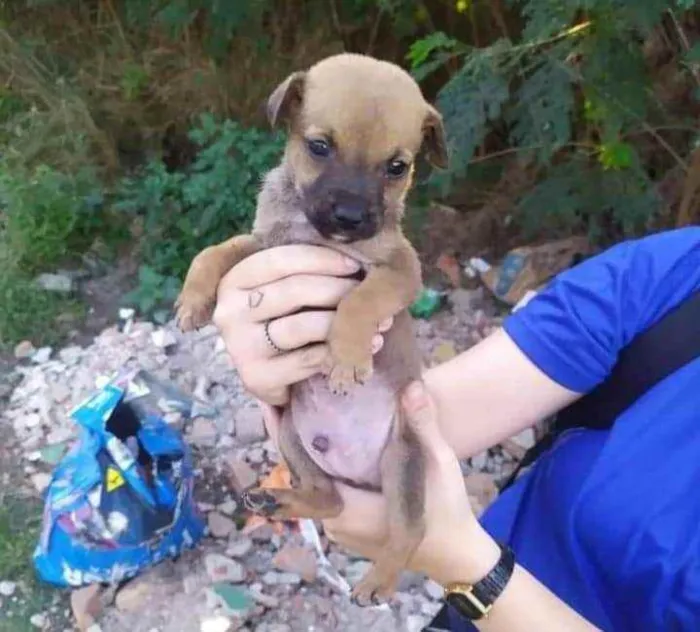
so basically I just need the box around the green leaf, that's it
[580,30,649,138]
[507,56,574,165]
[406,32,461,69]
[597,140,635,170]
[436,41,513,181]
[507,0,578,42]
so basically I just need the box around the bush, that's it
[0,162,107,272]
[115,114,285,315]
[409,1,700,243]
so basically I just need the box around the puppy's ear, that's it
[421,105,449,169]
[266,71,306,128]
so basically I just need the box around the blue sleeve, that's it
[503,227,700,393]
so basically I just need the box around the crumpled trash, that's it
[475,236,591,306]
[33,369,206,587]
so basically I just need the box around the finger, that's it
[263,311,335,355]
[241,344,330,396]
[222,245,361,292]
[401,381,451,460]
[324,483,389,550]
[246,275,358,323]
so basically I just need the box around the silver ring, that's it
[264,320,285,355]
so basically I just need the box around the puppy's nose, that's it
[331,195,369,230]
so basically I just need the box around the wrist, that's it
[430,522,501,588]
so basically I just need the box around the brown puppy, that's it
[175,53,448,604]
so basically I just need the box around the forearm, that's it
[423,328,580,460]
[442,525,599,632]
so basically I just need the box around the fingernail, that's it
[378,317,393,332]
[371,335,384,354]
[343,255,360,270]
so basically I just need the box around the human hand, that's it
[261,380,501,587]
[213,245,393,407]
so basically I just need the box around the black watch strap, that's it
[444,542,515,621]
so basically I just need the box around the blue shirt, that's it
[452,228,700,631]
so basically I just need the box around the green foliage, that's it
[507,52,574,164]
[411,0,694,242]
[0,162,106,272]
[115,114,284,315]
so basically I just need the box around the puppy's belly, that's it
[288,373,396,489]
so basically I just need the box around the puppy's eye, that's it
[386,159,409,178]
[306,138,331,158]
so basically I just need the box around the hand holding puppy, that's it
[212,244,392,407]
[261,380,501,587]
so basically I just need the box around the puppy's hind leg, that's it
[351,415,427,606]
[176,234,261,332]
[242,414,343,521]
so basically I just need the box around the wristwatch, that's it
[443,541,516,621]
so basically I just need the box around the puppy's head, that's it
[266,53,448,243]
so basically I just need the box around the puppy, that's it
[175,53,448,604]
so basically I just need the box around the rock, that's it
[246,447,265,465]
[450,288,483,312]
[431,341,457,365]
[346,560,372,585]
[30,613,48,628]
[226,538,253,559]
[35,273,74,293]
[115,578,154,613]
[71,585,103,631]
[201,616,234,632]
[151,328,178,349]
[31,472,51,493]
[205,553,246,584]
[190,418,218,447]
[273,543,317,583]
[248,585,280,609]
[32,347,53,364]
[249,524,275,544]
[470,451,488,471]
[206,583,253,616]
[407,615,428,632]
[14,340,36,359]
[193,376,210,401]
[0,581,16,597]
[424,579,444,601]
[208,511,236,539]
[86,625,103,632]
[235,407,266,445]
[218,499,237,516]
[261,571,301,586]
[398,570,425,591]
[501,439,526,461]
[328,552,348,572]
[59,346,83,365]
[511,427,536,450]
[50,382,71,403]
[464,472,498,517]
[225,456,258,493]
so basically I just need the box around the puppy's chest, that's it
[287,354,399,490]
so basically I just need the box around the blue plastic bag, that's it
[33,375,206,587]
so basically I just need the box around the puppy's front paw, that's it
[350,565,398,607]
[175,288,214,332]
[322,351,373,396]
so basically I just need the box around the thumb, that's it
[401,381,448,458]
